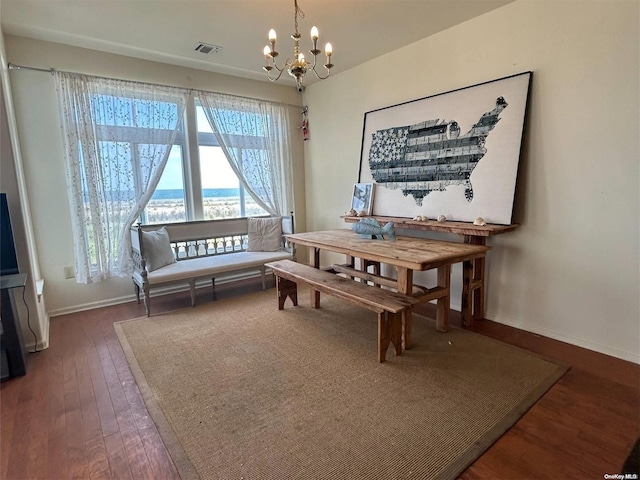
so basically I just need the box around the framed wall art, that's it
[358,71,532,225]
[351,183,374,215]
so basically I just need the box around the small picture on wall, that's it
[351,183,374,215]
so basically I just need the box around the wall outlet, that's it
[63,265,75,279]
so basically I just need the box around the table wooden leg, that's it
[463,236,487,325]
[396,267,413,349]
[461,260,473,326]
[436,264,451,332]
[309,247,320,308]
[473,255,485,321]
[345,255,354,279]
[361,259,381,287]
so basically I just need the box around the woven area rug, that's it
[115,289,568,480]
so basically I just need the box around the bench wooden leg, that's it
[260,266,266,290]
[211,278,218,300]
[189,279,196,307]
[378,312,390,363]
[377,311,403,363]
[143,285,151,317]
[275,276,298,310]
[389,312,402,356]
[134,282,140,304]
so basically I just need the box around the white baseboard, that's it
[48,271,267,318]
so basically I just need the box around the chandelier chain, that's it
[294,0,305,35]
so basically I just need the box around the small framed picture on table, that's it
[351,183,374,215]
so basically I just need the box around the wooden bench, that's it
[131,215,295,316]
[265,259,419,363]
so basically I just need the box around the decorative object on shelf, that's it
[474,217,486,226]
[301,105,309,141]
[437,215,447,222]
[262,0,334,91]
[351,183,374,216]
[358,72,532,225]
[357,210,367,217]
[413,215,429,221]
[346,208,357,216]
[351,218,396,241]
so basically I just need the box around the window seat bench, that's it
[130,214,295,316]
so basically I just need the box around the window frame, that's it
[92,91,266,226]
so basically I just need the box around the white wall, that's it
[3,35,307,316]
[1,33,49,350]
[302,0,639,363]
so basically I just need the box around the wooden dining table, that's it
[285,229,490,348]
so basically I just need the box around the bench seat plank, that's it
[266,260,418,314]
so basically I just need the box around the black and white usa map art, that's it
[358,72,531,225]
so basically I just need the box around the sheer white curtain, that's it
[198,92,293,216]
[55,72,189,283]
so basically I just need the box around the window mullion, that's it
[184,94,203,220]
[131,141,148,224]
[237,147,246,217]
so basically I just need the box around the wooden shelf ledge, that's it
[341,215,519,238]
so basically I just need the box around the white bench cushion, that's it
[144,250,293,285]
[247,217,282,252]
[141,226,176,271]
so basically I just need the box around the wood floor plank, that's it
[76,344,111,479]
[25,353,51,480]
[0,369,21,477]
[4,376,33,480]
[1,277,638,480]
[103,432,133,480]
[46,327,70,479]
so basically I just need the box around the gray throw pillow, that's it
[247,217,282,252]
[141,227,176,271]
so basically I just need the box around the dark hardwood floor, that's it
[2,277,638,479]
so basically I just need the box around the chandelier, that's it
[262,0,334,91]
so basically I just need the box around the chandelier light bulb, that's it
[310,26,319,41]
[263,45,271,58]
[268,29,277,43]
[325,43,332,56]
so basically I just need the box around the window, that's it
[91,92,189,225]
[144,145,187,223]
[56,71,291,283]
[196,104,267,220]
[89,97,269,225]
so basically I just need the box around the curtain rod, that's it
[6,62,302,108]
[8,62,54,74]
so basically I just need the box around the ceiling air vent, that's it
[194,43,222,55]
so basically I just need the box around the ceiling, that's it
[1,0,514,87]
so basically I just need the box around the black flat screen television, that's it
[0,193,19,276]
